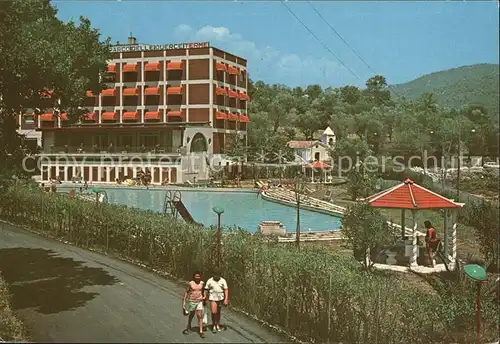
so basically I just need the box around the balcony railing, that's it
[41,145,181,155]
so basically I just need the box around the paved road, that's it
[0,223,289,343]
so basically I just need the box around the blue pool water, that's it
[100,188,341,232]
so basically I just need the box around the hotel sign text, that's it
[110,42,209,53]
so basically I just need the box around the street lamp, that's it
[463,264,488,344]
[212,206,224,268]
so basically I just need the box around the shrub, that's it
[0,186,498,343]
[341,202,399,268]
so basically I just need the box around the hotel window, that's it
[24,115,35,124]
[239,74,244,83]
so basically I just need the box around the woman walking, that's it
[182,271,206,338]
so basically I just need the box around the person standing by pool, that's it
[204,268,229,333]
[182,271,206,338]
[424,220,440,268]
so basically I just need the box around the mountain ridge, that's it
[390,63,499,114]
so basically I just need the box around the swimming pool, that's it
[96,188,341,232]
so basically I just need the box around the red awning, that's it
[228,89,238,98]
[123,88,139,96]
[167,110,182,117]
[60,113,68,121]
[123,64,138,73]
[144,87,160,96]
[107,64,116,73]
[101,112,117,121]
[40,113,54,121]
[215,111,228,120]
[144,62,161,72]
[83,112,96,121]
[365,178,463,210]
[310,161,330,169]
[228,66,240,75]
[215,87,227,96]
[166,61,183,70]
[144,111,161,120]
[167,86,183,95]
[239,92,250,101]
[239,114,249,122]
[101,89,116,97]
[122,111,138,120]
[216,62,227,72]
[228,113,239,121]
[85,90,95,97]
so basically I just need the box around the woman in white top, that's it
[204,268,229,333]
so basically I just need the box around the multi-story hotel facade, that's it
[21,35,250,184]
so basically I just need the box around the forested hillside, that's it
[390,63,499,114]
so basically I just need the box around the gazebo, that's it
[306,160,330,183]
[364,178,464,270]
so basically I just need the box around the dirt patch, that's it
[0,274,28,341]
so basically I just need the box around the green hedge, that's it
[0,275,28,341]
[0,187,498,343]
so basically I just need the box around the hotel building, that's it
[20,35,250,184]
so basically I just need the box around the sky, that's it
[53,1,499,88]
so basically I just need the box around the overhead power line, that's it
[307,1,372,71]
[280,0,362,82]
[306,1,403,99]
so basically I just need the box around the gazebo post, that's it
[410,210,419,267]
[443,208,449,260]
[450,209,458,270]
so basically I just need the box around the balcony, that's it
[40,145,181,156]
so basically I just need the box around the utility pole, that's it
[294,173,304,249]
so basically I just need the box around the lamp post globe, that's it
[212,206,225,268]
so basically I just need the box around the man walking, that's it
[204,268,229,333]
[182,271,206,338]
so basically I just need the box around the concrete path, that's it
[0,222,289,343]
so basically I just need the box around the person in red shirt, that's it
[424,220,440,268]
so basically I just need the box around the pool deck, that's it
[56,182,257,193]
[261,188,345,217]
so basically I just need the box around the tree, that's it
[225,134,247,164]
[346,164,376,201]
[0,0,110,172]
[340,85,361,105]
[363,75,392,107]
[331,136,372,171]
[341,202,398,269]
[293,108,323,139]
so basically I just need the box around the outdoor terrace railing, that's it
[40,146,181,155]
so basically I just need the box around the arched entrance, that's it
[190,133,208,153]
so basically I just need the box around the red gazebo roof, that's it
[309,161,330,169]
[365,178,463,209]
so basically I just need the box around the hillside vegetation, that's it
[391,63,500,114]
